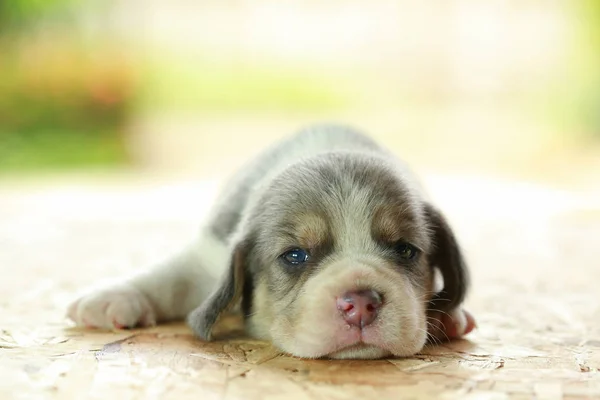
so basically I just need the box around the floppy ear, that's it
[423,203,470,313]
[187,240,249,340]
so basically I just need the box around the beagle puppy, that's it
[67,124,474,359]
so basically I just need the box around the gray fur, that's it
[67,123,470,360]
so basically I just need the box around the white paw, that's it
[67,284,156,329]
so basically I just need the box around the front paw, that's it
[67,284,156,330]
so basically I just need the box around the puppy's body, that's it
[68,125,470,359]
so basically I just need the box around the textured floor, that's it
[1,172,599,400]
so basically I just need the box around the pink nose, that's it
[336,289,383,328]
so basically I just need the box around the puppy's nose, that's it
[336,289,382,328]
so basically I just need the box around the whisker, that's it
[426,315,451,342]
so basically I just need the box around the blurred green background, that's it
[1,0,599,187]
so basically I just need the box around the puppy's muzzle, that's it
[336,289,383,328]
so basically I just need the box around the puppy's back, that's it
[207,124,385,241]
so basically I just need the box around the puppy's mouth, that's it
[318,325,393,359]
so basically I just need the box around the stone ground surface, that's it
[1,169,599,400]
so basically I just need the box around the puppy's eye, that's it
[280,248,310,266]
[395,242,419,261]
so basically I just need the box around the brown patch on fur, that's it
[371,205,413,245]
[294,214,330,251]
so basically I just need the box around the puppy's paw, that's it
[427,308,476,343]
[67,284,156,330]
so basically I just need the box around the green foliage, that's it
[0,41,135,171]
[0,46,133,132]
[0,0,133,172]
[563,0,600,139]
[0,129,128,171]
[0,0,74,31]
[522,1,600,141]
[138,55,352,113]
[577,0,600,137]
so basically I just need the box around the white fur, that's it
[67,283,156,329]
[433,267,444,294]
[68,230,228,328]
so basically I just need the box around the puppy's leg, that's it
[67,232,227,329]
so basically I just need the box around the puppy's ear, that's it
[187,240,249,340]
[423,203,470,312]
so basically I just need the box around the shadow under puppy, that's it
[68,125,475,359]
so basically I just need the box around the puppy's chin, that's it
[272,326,428,360]
[271,325,427,359]
[326,344,391,360]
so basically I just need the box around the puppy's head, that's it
[189,152,469,359]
